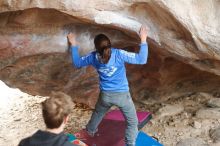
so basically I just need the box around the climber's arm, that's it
[67,33,94,68]
[71,46,94,68]
[118,25,148,64]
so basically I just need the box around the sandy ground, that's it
[1,81,220,146]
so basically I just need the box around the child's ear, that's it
[63,115,69,124]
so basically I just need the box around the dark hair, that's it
[42,92,72,129]
[94,34,111,64]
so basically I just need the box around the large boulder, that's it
[0,0,220,107]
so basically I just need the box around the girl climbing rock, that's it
[67,25,148,146]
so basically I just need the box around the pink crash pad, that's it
[104,110,152,129]
[74,110,152,146]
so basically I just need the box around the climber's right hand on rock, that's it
[139,25,148,43]
[67,33,76,46]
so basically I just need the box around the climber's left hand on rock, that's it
[67,33,77,46]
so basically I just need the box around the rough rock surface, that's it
[207,98,220,108]
[210,127,220,143]
[176,138,208,146]
[156,104,184,118]
[0,0,220,107]
[0,81,47,146]
[196,108,220,119]
[0,0,220,73]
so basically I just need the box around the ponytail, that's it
[94,34,111,64]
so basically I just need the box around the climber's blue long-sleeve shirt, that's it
[71,43,148,92]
